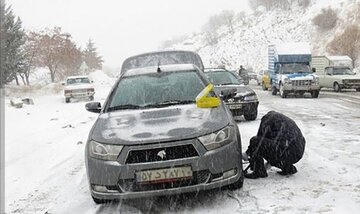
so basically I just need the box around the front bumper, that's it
[65,91,95,99]
[86,138,243,200]
[226,101,259,116]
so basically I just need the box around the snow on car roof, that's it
[274,42,311,55]
[66,75,90,79]
[123,64,199,77]
[327,56,352,61]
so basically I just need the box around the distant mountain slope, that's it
[169,0,359,71]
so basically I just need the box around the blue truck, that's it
[268,43,320,98]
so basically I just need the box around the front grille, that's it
[118,170,210,192]
[125,144,199,164]
[291,80,312,86]
[345,79,360,84]
[73,89,88,93]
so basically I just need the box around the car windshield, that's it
[333,67,355,75]
[205,71,241,86]
[67,77,90,85]
[280,63,311,74]
[108,70,205,110]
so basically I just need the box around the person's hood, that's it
[213,85,256,97]
[90,104,229,145]
[65,83,94,90]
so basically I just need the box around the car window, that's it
[67,77,90,85]
[333,68,355,75]
[280,63,311,74]
[205,71,241,85]
[109,71,206,108]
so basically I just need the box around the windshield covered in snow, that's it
[280,63,311,74]
[205,71,241,86]
[108,71,205,110]
[66,77,90,85]
[332,67,355,75]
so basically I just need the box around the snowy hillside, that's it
[170,0,360,71]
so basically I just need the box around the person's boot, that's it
[278,165,297,176]
[244,157,268,179]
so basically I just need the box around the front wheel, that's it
[228,172,244,190]
[311,90,319,98]
[65,98,70,103]
[271,86,277,95]
[244,109,258,121]
[334,82,341,92]
[279,84,287,98]
[262,82,267,91]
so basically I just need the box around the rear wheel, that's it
[279,84,287,98]
[334,82,341,92]
[311,90,319,98]
[262,82,267,91]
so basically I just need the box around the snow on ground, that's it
[4,76,360,213]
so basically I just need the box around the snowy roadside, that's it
[4,76,360,213]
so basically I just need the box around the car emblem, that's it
[157,150,166,160]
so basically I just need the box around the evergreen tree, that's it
[83,39,103,71]
[0,4,26,87]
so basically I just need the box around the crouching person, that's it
[243,111,305,179]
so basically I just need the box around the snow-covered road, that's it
[5,75,360,214]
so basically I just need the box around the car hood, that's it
[65,83,94,90]
[213,85,256,97]
[90,104,229,145]
[334,75,360,80]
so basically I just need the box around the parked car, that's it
[261,70,271,91]
[204,68,259,121]
[248,70,257,81]
[63,75,95,103]
[85,63,244,203]
[319,66,360,92]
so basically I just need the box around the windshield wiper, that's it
[107,104,142,111]
[144,100,195,108]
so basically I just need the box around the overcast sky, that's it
[8,0,249,68]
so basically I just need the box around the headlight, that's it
[283,78,290,84]
[198,126,235,150]
[88,140,123,161]
[244,94,257,101]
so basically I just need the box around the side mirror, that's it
[220,88,237,100]
[85,102,102,113]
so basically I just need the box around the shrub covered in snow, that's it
[312,8,338,31]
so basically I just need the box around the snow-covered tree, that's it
[83,39,103,72]
[0,4,26,87]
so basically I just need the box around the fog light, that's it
[223,168,237,179]
[92,185,108,193]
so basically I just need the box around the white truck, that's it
[312,56,360,92]
[268,43,320,98]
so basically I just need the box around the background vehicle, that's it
[120,50,204,74]
[63,76,95,103]
[312,56,360,92]
[85,64,244,203]
[268,43,320,98]
[248,70,257,81]
[205,68,259,121]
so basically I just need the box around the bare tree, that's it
[312,8,338,31]
[327,25,360,68]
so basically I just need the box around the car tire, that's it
[298,91,305,96]
[244,109,258,121]
[334,82,341,92]
[271,86,277,95]
[356,88,360,92]
[311,90,319,98]
[92,196,111,204]
[279,84,287,98]
[228,172,244,190]
[262,82,267,91]
[65,98,70,103]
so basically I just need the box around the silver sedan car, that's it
[85,64,243,203]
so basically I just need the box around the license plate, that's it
[136,166,192,184]
[228,104,242,109]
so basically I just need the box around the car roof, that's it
[204,68,228,73]
[66,75,89,79]
[122,64,199,77]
